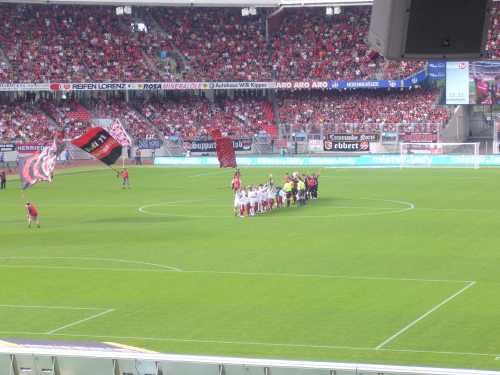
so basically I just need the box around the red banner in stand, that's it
[215,137,237,168]
[210,130,237,168]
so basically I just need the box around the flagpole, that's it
[107,164,120,175]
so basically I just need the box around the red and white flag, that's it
[107,119,132,147]
[19,138,61,190]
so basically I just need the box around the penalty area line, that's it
[0,304,106,310]
[375,281,476,350]
[46,308,115,335]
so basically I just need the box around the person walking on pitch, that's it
[118,168,130,189]
[0,170,6,189]
[25,202,40,228]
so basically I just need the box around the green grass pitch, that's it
[0,166,499,371]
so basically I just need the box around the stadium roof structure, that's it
[1,0,498,7]
[0,0,498,7]
[0,0,372,7]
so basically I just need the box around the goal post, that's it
[400,142,480,169]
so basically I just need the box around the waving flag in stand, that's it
[19,137,62,190]
[107,119,132,147]
[210,129,237,168]
[71,127,122,165]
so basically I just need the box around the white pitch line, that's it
[0,256,182,272]
[0,265,180,273]
[375,281,476,350]
[46,308,115,335]
[0,262,473,284]
[0,331,498,359]
[185,270,472,284]
[416,207,500,213]
[137,198,415,219]
[0,304,104,310]
[189,171,230,178]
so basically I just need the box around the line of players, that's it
[232,172,320,217]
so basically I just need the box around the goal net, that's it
[400,142,480,169]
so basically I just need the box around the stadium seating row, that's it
[0,90,448,142]
[278,90,448,134]
[0,4,497,83]
[0,102,54,142]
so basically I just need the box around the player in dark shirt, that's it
[0,171,6,189]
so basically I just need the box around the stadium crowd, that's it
[90,98,155,140]
[0,102,54,142]
[0,4,162,83]
[40,100,91,139]
[0,4,497,83]
[278,90,449,134]
[486,2,500,59]
[0,88,449,143]
[151,8,272,82]
[270,7,425,81]
[140,96,274,139]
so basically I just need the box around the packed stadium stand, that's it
[270,7,424,81]
[0,3,498,145]
[0,102,53,142]
[40,99,92,139]
[140,95,275,139]
[486,2,500,59]
[0,4,162,83]
[0,89,449,143]
[151,8,272,82]
[1,3,497,83]
[278,90,449,134]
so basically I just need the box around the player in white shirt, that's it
[248,187,257,216]
[239,189,248,218]
[267,186,275,210]
[234,189,242,217]
[279,188,287,208]
[258,185,265,213]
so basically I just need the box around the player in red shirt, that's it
[25,202,40,228]
[231,175,241,192]
[119,168,130,189]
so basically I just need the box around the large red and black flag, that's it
[71,127,122,165]
[19,138,60,190]
[210,129,237,168]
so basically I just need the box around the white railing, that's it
[1,344,499,375]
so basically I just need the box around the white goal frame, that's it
[400,142,480,169]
